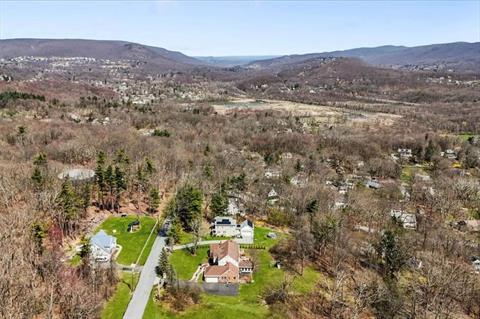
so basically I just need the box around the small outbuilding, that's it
[58,168,95,182]
[267,232,277,239]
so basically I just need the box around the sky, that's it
[0,0,479,56]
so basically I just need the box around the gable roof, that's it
[204,262,238,278]
[90,230,116,253]
[239,259,253,269]
[268,188,278,198]
[210,240,239,262]
[239,219,253,229]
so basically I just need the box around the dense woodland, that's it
[1,53,480,319]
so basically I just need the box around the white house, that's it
[291,173,308,187]
[444,149,457,160]
[472,258,480,274]
[237,220,254,239]
[390,210,417,229]
[366,179,381,189]
[397,148,413,158]
[212,217,254,239]
[90,230,117,262]
[265,168,281,179]
[212,217,238,237]
[267,188,279,204]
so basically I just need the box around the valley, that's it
[0,37,479,319]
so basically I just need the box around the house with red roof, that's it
[203,240,253,283]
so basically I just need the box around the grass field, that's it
[101,272,139,319]
[96,215,157,265]
[143,226,320,319]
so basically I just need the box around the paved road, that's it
[123,234,166,319]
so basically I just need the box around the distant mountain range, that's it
[195,55,281,67]
[0,38,203,69]
[1,39,478,73]
[246,42,480,72]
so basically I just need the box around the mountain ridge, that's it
[0,38,204,69]
[246,42,480,72]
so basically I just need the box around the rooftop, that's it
[58,168,95,181]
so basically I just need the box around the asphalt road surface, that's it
[123,234,166,319]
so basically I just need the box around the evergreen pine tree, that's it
[149,187,161,213]
[144,157,155,175]
[31,153,48,191]
[57,178,78,232]
[167,218,182,244]
[211,189,228,216]
[376,230,406,279]
[156,248,169,277]
[31,166,44,190]
[424,140,436,162]
[175,185,203,231]
[114,166,126,191]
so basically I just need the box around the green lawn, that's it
[96,215,157,265]
[170,246,209,280]
[101,272,139,319]
[143,226,319,319]
[253,226,285,248]
[178,230,195,245]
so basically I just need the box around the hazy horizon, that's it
[1,1,479,56]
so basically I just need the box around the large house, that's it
[212,217,238,237]
[204,240,253,283]
[211,217,254,239]
[90,230,117,262]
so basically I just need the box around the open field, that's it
[212,98,401,127]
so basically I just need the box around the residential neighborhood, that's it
[2,2,480,319]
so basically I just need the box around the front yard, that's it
[143,226,321,318]
[96,215,157,265]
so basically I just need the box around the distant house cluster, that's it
[204,240,253,283]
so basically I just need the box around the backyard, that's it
[96,215,158,265]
